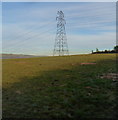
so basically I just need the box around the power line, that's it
[4,24,56,49]
[4,20,55,41]
[4,27,55,51]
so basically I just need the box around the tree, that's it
[104,50,108,53]
[96,48,99,52]
[114,45,118,52]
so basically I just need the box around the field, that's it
[2,54,117,119]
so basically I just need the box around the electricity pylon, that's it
[53,11,69,56]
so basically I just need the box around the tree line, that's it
[91,45,118,54]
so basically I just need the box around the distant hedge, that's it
[92,50,118,54]
[92,45,118,54]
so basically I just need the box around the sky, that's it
[2,2,116,55]
[2,0,117,2]
[0,2,2,54]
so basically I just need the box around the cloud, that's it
[3,23,116,55]
[2,2,116,55]
[68,32,116,48]
[3,2,115,31]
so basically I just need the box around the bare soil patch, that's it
[80,63,96,65]
[100,73,118,81]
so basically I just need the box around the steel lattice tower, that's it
[53,11,69,56]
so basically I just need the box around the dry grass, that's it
[2,54,117,119]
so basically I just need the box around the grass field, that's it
[2,54,117,119]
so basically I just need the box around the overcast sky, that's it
[2,2,116,55]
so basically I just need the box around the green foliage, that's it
[2,54,117,119]
[96,48,99,52]
[114,45,118,51]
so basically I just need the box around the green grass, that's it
[2,54,117,119]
